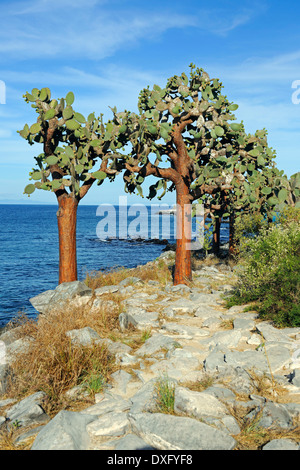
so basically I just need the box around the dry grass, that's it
[181,374,215,393]
[85,258,172,290]
[231,408,300,450]
[3,299,122,417]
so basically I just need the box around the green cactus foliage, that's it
[19,88,127,200]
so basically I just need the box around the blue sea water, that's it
[0,204,229,327]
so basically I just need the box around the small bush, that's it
[153,375,175,414]
[4,301,120,416]
[227,212,300,327]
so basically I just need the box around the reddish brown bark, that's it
[57,194,78,284]
[229,212,235,256]
[212,216,221,254]
[174,181,192,285]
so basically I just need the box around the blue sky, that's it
[0,0,299,205]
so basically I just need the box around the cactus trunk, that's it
[212,216,221,254]
[57,195,78,284]
[174,181,192,285]
[229,212,235,256]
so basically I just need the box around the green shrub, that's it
[227,214,300,327]
[233,211,268,248]
[153,375,175,414]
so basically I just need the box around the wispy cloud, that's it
[0,0,196,60]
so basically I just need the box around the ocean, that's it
[0,204,229,327]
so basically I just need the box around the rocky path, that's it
[1,253,300,450]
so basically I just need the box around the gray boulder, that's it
[134,334,181,358]
[174,386,230,420]
[0,364,11,395]
[119,310,159,331]
[65,326,101,347]
[29,289,56,314]
[30,281,92,314]
[6,392,50,429]
[129,412,237,450]
[119,277,143,287]
[113,433,156,450]
[86,411,130,438]
[94,285,119,296]
[31,410,97,450]
[65,327,131,358]
[83,393,131,416]
[251,402,293,430]
[262,439,299,450]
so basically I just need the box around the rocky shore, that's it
[0,251,299,450]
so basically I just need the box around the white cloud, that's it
[0,1,196,60]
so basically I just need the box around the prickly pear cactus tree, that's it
[288,172,300,208]
[19,88,123,283]
[196,127,292,254]
[120,64,250,285]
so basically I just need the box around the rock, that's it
[280,403,300,421]
[6,392,50,429]
[109,370,136,397]
[65,327,101,347]
[162,299,200,317]
[224,350,270,373]
[255,322,293,345]
[202,330,243,349]
[252,402,293,430]
[113,433,156,450]
[263,344,293,372]
[204,385,236,401]
[0,416,6,427]
[129,412,237,450]
[119,310,159,331]
[0,326,24,346]
[6,337,34,361]
[202,364,254,396]
[29,289,55,314]
[193,305,224,319]
[119,312,137,331]
[160,322,209,338]
[134,334,181,358]
[174,386,230,420]
[129,379,160,414]
[31,410,97,450]
[202,316,224,329]
[119,277,143,287]
[30,281,92,314]
[247,333,262,346]
[0,398,16,409]
[14,425,46,446]
[83,394,131,416]
[107,341,132,357]
[0,341,6,365]
[64,385,89,400]
[233,318,256,331]
[91,299,118,313]
[189,292,220,304]
[86,411,130,438]
[219,415,241,435]
[262,439,299,450]
[165,284,191,294]
[94,285,119,296]
[149,353,200,381]
[116,353,140,367]
[0,364,12,395]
